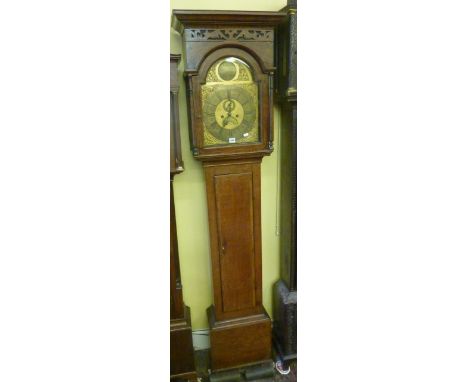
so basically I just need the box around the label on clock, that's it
[229,137,236,143]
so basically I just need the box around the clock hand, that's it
[222,97,238,128]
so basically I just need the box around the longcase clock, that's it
[172,10,286,374]
[170,53,197,382]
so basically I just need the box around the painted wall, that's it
[170,0,287,330]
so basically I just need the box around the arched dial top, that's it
[202,57,259,147]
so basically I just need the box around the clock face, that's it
[201,58,259,146]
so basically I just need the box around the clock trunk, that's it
[204,159,264,321]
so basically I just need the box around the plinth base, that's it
[273,280,297,361]
[207,305,272,371]
[170,306,197,381]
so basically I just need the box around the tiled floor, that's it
[194,350,297,382]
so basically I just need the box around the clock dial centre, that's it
[215,96,244,130]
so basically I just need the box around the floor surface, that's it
[194,350,297,382]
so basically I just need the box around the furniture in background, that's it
[170,53,197,382]
[273,0,297,364]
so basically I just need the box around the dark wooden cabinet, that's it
[172,10,286,376]
[170,54,197,382]
[273,0,297,362]
[171,54,184,176]
[170,180,184,320]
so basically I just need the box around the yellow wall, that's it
[170,0,287,330]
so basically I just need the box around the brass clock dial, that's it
[201,58,259,146]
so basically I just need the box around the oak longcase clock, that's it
[172,10,286,375]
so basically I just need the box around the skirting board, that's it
[192,329,210,350]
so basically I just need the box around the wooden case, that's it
[172,10,286,374]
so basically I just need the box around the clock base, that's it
[170,306,197,380]
[272,280,297,360]
[207,305,272,371]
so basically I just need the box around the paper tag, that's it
[229,137,236,143]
